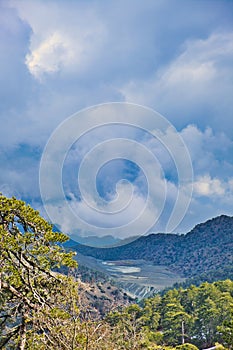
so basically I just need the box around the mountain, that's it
[71,215,233,278]
[64,235,121,248]
[54,224,122,248]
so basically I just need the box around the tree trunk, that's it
[181,320,185,344]
[18,318,27,350]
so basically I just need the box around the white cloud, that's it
[26,32,73,79]
[120,31,233,135]
[180,124,233,176]
[2,0,233,236]
[14,0,106,79]
[228,179,233,191]
[193,175,225,197]
[193,174,233,199]
[43,183,159,240]
[122,31,233,97]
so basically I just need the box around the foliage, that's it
[106,280,233,349]
[0,195,78,349]
[217,317,233,349]
[169,266,233,291]
[175,344,198,350]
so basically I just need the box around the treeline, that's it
[164,266,233,291]
[106,279,233,349]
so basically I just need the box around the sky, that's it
[1,0,233,242]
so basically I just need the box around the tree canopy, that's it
[0,194,78,349]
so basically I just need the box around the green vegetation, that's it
[106,280,233,349]
[165,266,233,291]
[72,215,233,279]
[0,195,232,349]
[0,195,80,349]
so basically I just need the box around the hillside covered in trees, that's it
[71,215,233,279]
[106,279,233,349]
[0,195,232,349]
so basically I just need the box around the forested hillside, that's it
[72,215,233,278]
[106,279,233,349]
[1,195,232,349]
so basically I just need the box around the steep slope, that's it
[77,279,133,319]
[173,214,233,275]
[71,215,233,278]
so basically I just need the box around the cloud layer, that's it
[0,0,233,237]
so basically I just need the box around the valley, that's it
[71,215,233,280]
[74,253,185,299]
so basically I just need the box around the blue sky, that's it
[1,0,233,240]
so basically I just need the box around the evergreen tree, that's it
[0,195,78,349]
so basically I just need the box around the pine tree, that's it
[0,195,78,349]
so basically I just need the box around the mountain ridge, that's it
[70,214,233,278]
